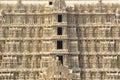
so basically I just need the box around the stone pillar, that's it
[73,16,76,24]
[81,27,84,38]
[86,17,90,24]
[22,55,25,68]
[63,27,67,36]
[64,55,68,67]
[84,56,87,68]
[2,41,5,53]
[99,16,101,23]
[31,55,35,68]
[91,40,95,52]
[35,28,38,38]
[26,27,30,38]
[38,28,43,38]
[83,40,86,53]
[29,17,33,24]
[24,41,27,52]
[8,56,10,68]
[33,41,36,52]
[94,56,97,68]
[64,40,67,51]
[116,28,118,38]
[10,42,13,52]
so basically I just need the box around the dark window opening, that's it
[58,15,62,22]
[57,55,63,65]
[49,2,52,5]
[57,27,62,35]
[57,41,63,49]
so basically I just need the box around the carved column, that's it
[92,40,95,52]
[38,28,43,38]
[34,28,38,38]
[1,41,5,53]
[84,56,87,68]
[33,41,36,52]
[86,16,90,23]
[24,41,28,52]
[83,40,86,53]
[10,42,13,52]
[26,27,30,38]
[29,17,33,24]
[64,55,68,67]
[64,40,67,51]
[94,56,97,68]
[31,55,35,68]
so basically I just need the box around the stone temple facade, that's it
[0,0,120,80]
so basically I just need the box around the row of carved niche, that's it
[1,3,119,12]
[0,27,43,37]
[0,40,42,52]
[0,4,46,12]
[4,16,52,24]
[67,3,119,12]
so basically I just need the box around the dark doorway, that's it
[57,55,63,65]
[57,41,63,49]
[57,27,62,35]
[58,15,62,22]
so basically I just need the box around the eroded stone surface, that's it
[0,0,119,80]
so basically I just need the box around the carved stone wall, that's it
[0,0,119,80]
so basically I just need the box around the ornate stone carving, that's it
[74,4,80,11]
[15,0,25,12]
[54,0,66,10]
[0,0,119,80]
